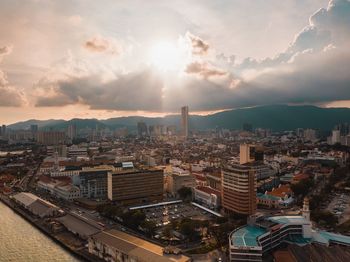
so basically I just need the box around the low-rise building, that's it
[166,167,196,196]
[56,212,102,240]
[88,229,190,262]
[12,192,60,218]
[193,186,221,209]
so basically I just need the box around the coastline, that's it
[0,194,100,262]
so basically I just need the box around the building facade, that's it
[108,167,164,205]
[229,199,350,262]
[181,106,189,138]
[166,167,196,196]
[222,163,257,215]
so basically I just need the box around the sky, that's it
[1,0,350,124]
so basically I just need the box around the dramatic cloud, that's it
[0,45,12,63]
[35,69,164,111]
[231,0,350,72]
[186,32,210,56]
[0,45,25,106]
[0,86,25,107]
[4,0,350,115]
[0,71,25,107]
[185,61,228,79]
[83,36,120,55]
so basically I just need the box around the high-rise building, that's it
[1,124,6,136]
[37,131,66,145]
[67,124,77,140]
[30,124,38,133]
[222,163,257,215]
[137,122,148,137]
[240,144,263,164]
[181,106,189,138]
[303,129,317,142]
[108,167,164,205]
[332,129,341,145]
[242,123,253,132]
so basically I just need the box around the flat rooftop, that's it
[232,226,267,247]
[318,231,350,245]
[267,216,310,225]
[92,229,190,262]
[111,167,162,175]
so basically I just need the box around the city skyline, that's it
[1,0,350,124]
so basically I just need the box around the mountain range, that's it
[7,105,350,132]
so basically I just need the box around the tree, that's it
[177,187,192,201]
[141,220,157,237]
[311,210,338,228]
[179,218,200,241]
[291,178,314,198]
[121,210,146,230]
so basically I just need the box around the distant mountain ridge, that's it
[7,105,350,132]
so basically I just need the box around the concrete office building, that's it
[73,166,114,199]
[166,167,196,196]
[137,121,148,137]
[37,131,66,145]
[332,129,341,145]
[108,167,164,205]
[181,106,189,138]
[67,124,77,140]
[222,162,257,215]
[240,144,264,165]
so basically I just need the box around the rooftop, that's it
[91,229,190,262]
[231,226,267,247]
[317,231,350,245]
[267,216,310,225]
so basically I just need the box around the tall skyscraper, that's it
[137,122,148,137]
[1,125,6,136]
[67,124,77,140]
[332,129,341,144]
[181,106,189,138]
[30,124,38,133]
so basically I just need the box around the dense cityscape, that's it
[1,0,350,261]
[1,105,350,262]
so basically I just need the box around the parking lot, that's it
[141,202,215,227]
[326,193,350,223]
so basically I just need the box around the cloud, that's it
[0,45,25,107]
[0,71,25,107]
[35,69,164,111]
[185,61,228,79]
[230,0,350,73]
[29,0,350,113]
[186,32,210,56]
[83,36,120,55]
[0,86,26,107]
[0,45,13,62]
